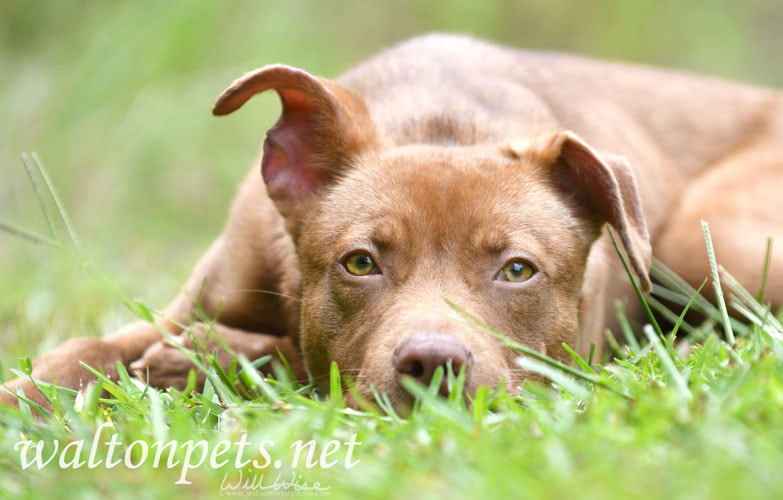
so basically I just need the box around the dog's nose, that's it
[393,332,472,396]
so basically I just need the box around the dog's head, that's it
[213,65,651,406]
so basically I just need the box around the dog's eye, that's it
[498,260,535,282]
[343,252,379,276]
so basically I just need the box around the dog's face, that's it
[298,145,592,404]
[213,65,651,406]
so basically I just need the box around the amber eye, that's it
[343,252,379,276]
[498,260,535,282]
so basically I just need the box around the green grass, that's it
[3,2,783,499]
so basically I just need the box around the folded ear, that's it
[213,64,378,224]
[511,131,652,292]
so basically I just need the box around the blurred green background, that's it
[1,0,781,378]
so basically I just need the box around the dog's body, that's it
[3,34,782,408]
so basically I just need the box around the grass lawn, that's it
[2,2,782,499]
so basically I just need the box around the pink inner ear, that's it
[261,89,332,203]
[556,184,569,195]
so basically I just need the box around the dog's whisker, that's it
[231,288,302,302]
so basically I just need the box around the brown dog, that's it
[3,34,782,409]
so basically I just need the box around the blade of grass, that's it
[274,350,297,384]
[329,361,343,408]
[756,237,774,303]
[614,301,641,352]
[702,221,734,345]
[561,343,596,374]
[649,258,749,335]
[471,385,490,423]
[369,383,401,423]
[516,357,590,400]
[0,221,59,246]
[148,388,167,441]
[8,368,79,404]
[115,361,138,392]
[720,265,783,334]
[236,355,282,405]
[208,353,240,398]
[604,329,625,357]
[670,280,707,338]
[643,325,691,401]
[731,302,783,346]
[608,229,665,340]
[447,362,467,408]
[21,153,60,243]
[31,152,82,255]
[398,376,473,429]
[646,295,697,336]
[341,374,377,415]
[1,386,52,419]
[651,284,748,336]
[183,369,197,395]
[427,365,445,398]
[82,380,104,416]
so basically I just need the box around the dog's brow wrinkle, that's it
[471,226,509,254]
[370,218,407,248]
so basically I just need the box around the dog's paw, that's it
[129,324,306,391]
[129,332,203,390]
[1,337,124,409]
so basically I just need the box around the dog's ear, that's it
[213,64,378,223]
[511,131,652,292]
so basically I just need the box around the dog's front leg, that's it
[129,323,305,392]
[0,320,167,409]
